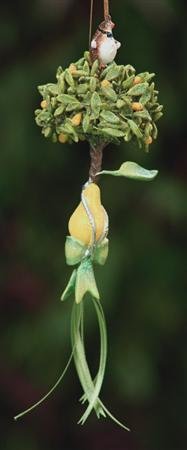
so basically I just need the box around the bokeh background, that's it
[1,0,187,449]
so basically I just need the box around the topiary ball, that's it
[35,51,163,151]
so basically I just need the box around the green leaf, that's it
[101,86,117,102]
[105,65,121,80]
[144,122,153,138]
[102,128,125,138]
[120,95,132,106]
[66,102,81,112]
[98,121,121,130]
[123,64,136,75]
[75,259,100,304]
[77,84,88,95]
[100,111,120,124]
[133,110,151,121]
[90,59,99,76]
[57,94,80,106]
[154,112,163,121]
[89,77,97,92]
[64,69,75,87]
[116,99,125,109]
[91,92,101,117]
[127,82,149,96]
[127,119,143,138]
[98,161,158,181]
[43,127,52,138]
[38,84,47,96]
[51,97,57,108]
[124,128,132,142]
[84,51,91,64]
[57,74,65,93]
[152,123,158,139]
[61,270,77,301]
[46,83,59,96]
[56,66,63,79]
[54,105,65,117]
[59,122,79,142]
[82,113,90,133]
[83,61,90,75]
[100,63,114,78]
[122,75,135,90]
[140,89,152,105]
[137,72,155,82]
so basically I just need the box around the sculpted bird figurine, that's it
[90,15,121,67]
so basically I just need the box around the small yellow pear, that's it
[133,76,142,85]
[132,102,144,111]
[40,100,47,109]
[69,64,77,74]
[71,112,82,127]
[68,183,107,246]
[145,136,153,145]
[58,133,68,143]
[101,79,111,88]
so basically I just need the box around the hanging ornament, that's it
[14,0,163,430]
[90,16,121,66]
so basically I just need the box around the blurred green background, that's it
[1,0,187,449]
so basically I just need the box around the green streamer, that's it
[78,298,107,424]
[71,301,104,418]
[14,349,74,421]
[70,297,130,430]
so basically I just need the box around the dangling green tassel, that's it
[14,293,129,431]
[71,297,130,430]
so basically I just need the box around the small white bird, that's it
[90,16,121,67]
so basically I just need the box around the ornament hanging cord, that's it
[89,0,94,46]
[104,0,110,19]
[89,0,110,46]
[88,0,110,182]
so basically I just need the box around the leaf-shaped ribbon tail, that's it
[75,258,100,304]
[61,269,77,302]
[97,161,158,181]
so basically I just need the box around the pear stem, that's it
[89,143,106,183]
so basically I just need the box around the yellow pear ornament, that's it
[68,182,108,247]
